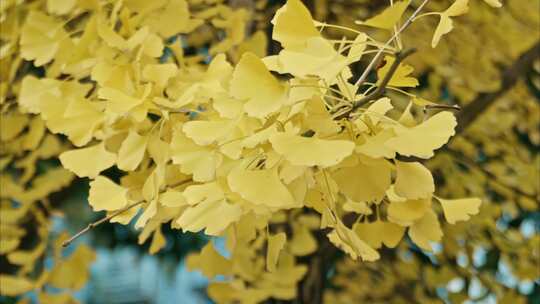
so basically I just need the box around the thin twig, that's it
[61,178,193,248]
[456,40,540,133]
[355,48,417,108]
[354,0,430,88]
[334,48,416,120]
[445,148,538,201]
[424,104,461,111]
[62,201,144,247]
[398,41,540,163]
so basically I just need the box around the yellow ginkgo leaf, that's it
[142,166,165,203]
[47,0,77,15]
[147,134,170,165]
[0,275,34,296]
[143,0,197,37]
[98,87,143,116]
[142,63,178,88]
[353,220,405,249]
[279,161,308,184]
[182,120,233,146]
[59,142,116,178]
[0,114,28,141]
[432,0,470,48]
[142,33,165,58]
[228,167,297,208]
[126,26,150,51]
[267,232,287,272]
[262,254,308,297]
[37,292,77,304]
[446,0,470,16]
[20,77,97,142]
[183,182,224,206]
[270,133,354,167]
[289,225,317,256]
[408,209,442,251]
[135,200,158,229]
[88,176,129,211]
[171,128,222,182]
[22,117,45,150]
[347,33,368,63]
[186,242,233,278]
[343,199,372,215]
[190,54,233,95]
[437,197,482,224]
[159,190,187,207]
[18,76,61,114]
[431,15,453,48]
[387,197,432,226]
[97,17,128,50]
[117,130,148,171]
[176,198,242,236]
[358,0,410,30]
[109,206,139,225]
[213,95,244,119]
[230,52,287,118]
[355,129,396,159]
[47,244,96,290]
[149,228,166,255]
[7,241,45,266]
[271,0,319,48]
[483,0,502,7]
[277,37,349,81]
[377,56,419,87]
[20,11,68,66]
[236,30,268,60]
[333,157,391,202]
[394,161,434,199]
[44,96,104,147]
[241,124,278,149]
[327,221,380,262]
[385,111,457,159]
[397,101,416,127]
[355,97,393,132]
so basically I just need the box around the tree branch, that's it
[355,48,417,110]
[61,178,193,248]
[398,41,540,163]
[314,41,539,304]
[354,0,430,87]
[62,200,144,248]
[334,48,417,120]
[456,40,540,133]
[297,228,335,304]
[445,148,538,201]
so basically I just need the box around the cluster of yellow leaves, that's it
[316,0,539,302]
[0,1,98,301]
[5,0,498,302]
[404,0,539,300]
[0,233,95,303]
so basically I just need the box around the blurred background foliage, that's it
[1,0,539,303]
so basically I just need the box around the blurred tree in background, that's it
[0,0,538,303]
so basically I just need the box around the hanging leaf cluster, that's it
[1,0,525,302]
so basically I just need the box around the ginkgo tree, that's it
[296,0,539,303]
[2,0,537,303]
[1,0,256,301]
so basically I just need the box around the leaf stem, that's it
[354,0,430,88]
[334,48,417,120]
[412,12,441,21]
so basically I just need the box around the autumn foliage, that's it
[1,0,538,303]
